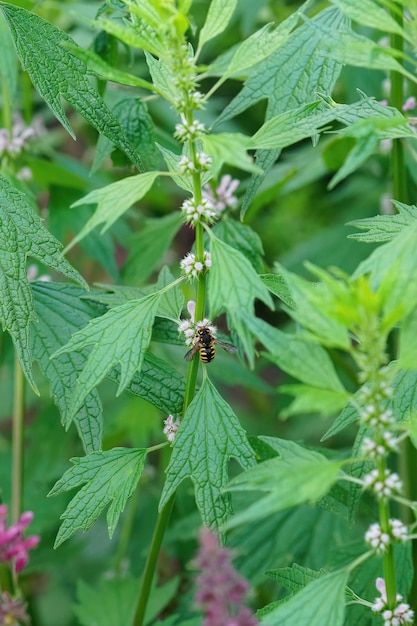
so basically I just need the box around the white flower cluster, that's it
[174,91,205,113]
[372,578,414,625]
[0,122,34,156]
[181,197,217,226]
[174,116,206,142]
[177,301,216,347]
[360,404,394,427]
[178,152,212,174]
[180,250,211,279]
[363,469,403,498]
[163,415,180,442]
[202,175,240,213]
[365,519,408,553]
[361,433,398,459]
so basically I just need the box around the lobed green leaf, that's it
[399,312,417,370]
[227,437,343,529]
[52,292,162,420]
[92,98,159,174]
[0,12,18,101]
[0,3,143,169]
[49,448,146,546]
[202,133,262,174]
[66,172,161,251]
[209,235,272,319]
[260,274,295,308]
[74,576,179,626]
[218,7,346,215]
[0,174,85,392]
[266,563,324,595]
[113,351,186,416]
[208,235,272,366]
[330,0,409,40]
[197,0,238,52]
[348,202,417,242]
[159,377,255,531]
[280,384,351,419]
[308,18,417,84]
[352,220,417,327]
[63,43,155,92]
[276,264,351,350]
[259,568,349,626]
[213,220,266,273]
[31,282,104,453]
[210,8,304,83]
[242,313,346,393]
[92,17,166,58]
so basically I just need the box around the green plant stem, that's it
[390,6,417,612]
[390,10,407,205]
[403,437,417,613]
[11,355,25,525]
[133,494,175,626]
[134,115,207,624]
[378,473,396,607]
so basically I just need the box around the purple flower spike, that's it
[193,527,258,626]
[0,505,40,574]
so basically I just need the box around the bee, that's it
[184,326,237,363]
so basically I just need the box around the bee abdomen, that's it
[200,344,215,363]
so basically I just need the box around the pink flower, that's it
[192,527,258,626]
[0,505,40,574]
[163,415,180,442]
[402,96,416,112]
[202,175,240,214]
[0,592,29,624]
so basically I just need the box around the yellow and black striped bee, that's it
[184,326,237,363]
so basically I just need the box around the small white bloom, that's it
[16,167,33,181]
[163,415,180,442]
[174,117,206,142]
[371,578,413,624]
[380,409,394,424]
[389,519,408,541]
[187,300,196,321]
[180,197,217,226]
[365,522,390,553]
[196,318,216,336]
[363,469,403,498]
[178,319,192,333]
[196,151,212,170]
[361,432,398,459]
[178,155,195,173]
[190,91,205,108]
[180,250,211,279]
[177,301,216,348]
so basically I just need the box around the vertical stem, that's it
[390,9,407,205]
[11,355,25,524]
[133,495,175,626]
[134,120,208,625]
[378,467,396,607]
[390,5,417,612]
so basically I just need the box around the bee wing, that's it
[216,339,237,354]
[184,343,201,361]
